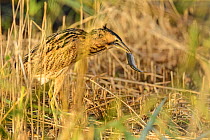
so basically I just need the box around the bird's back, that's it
[24,28,87,79]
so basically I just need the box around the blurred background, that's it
[0,0,210,139]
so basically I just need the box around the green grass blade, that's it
[139,98,167,140]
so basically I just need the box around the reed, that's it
[0,0,210,139]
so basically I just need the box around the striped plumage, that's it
[24,28,87,80]
[24,26,142,88]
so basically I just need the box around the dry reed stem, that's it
[1,0,210,139]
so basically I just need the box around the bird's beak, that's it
[113,41,132,53]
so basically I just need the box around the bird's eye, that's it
[99,34,104,38]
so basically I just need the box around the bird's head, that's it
[88,25,132,54]
[88,25,143,72]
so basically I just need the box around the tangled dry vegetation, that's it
[0,0,210,139]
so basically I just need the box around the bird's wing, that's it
[44,28,87,52]
[24,28,87,64]
[23,45,39,63]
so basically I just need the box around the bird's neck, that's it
[75,43,107,62]
[83,37,108,56]
[88,44,107,55]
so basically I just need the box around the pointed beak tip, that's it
[115,41,131,53]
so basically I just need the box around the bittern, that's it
[24,25,142,92]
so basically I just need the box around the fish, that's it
[126,53,143,72]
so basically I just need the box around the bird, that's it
[23,25,143,93]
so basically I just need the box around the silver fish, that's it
[126,53,143,72]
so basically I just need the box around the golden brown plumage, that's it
[24,26,142,89]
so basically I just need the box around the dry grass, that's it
[1,0,210,139]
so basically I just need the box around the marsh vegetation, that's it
[0,0,210,139]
